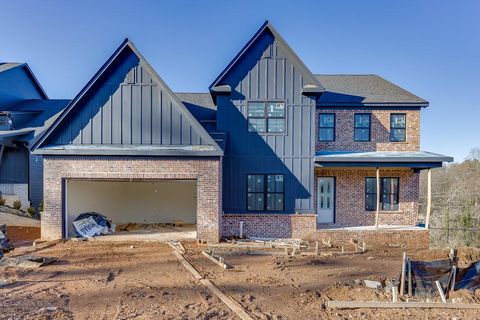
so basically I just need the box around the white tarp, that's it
[72,216,107,237]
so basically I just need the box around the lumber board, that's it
[200,279,253,320]
[327,301,480,309]
[172,250,202,280]
[201,250,231,269]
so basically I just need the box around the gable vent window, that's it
[247,102,285,133]
[390,113,406,142]
[0,115,12,130]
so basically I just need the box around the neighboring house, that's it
[0,63,69,210]
[31,21,452,242]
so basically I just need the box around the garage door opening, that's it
[65,179,197,240]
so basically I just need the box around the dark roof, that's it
[316,75,428,107]
[210,21,324,96]
[175,92,216,122]
[0,99,70,144]
[315,151,453,168]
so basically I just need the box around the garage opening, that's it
[65,179,197,240]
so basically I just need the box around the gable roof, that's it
[209,21,324,95]
[316,75,428,107]
[31,39,222,156]
[0,62,48,100]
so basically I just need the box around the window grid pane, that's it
[247,174,284,212]
[248,118,266,133]
[267,118,285,133]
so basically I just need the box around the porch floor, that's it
[317,224,425,231]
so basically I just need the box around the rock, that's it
[364,280,382,289]
[0,278,16,287]
[367,256,375,260]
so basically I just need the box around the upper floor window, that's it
[365,177,399,211]
[247,102,285,133]
[0,115,12,130]
[390,114,406,142]
[318,113,335,142]
[354,113,371,142]
[247,174,284,212]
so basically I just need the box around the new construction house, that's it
[2,21,453,244]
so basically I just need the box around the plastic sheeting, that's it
[0,224,14,254]
[455,260,480,292]
[72,212,114,238]
[409,259,453,297]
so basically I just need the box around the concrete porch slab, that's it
[72,226,197,242]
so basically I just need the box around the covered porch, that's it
[314,151,453,230]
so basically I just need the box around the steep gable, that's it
[209,21,324,98]
[0,63,48,107]
[32,40,222,156]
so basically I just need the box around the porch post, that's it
[425,168,432,229]
[375,167,380,229]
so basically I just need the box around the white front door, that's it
[317,177,335,223]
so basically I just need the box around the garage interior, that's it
[65,179,197,240]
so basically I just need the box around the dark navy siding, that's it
[217,31,316,214]
[45,48,205,147]
[29,153,43,208]
[0,146,29,183]
[0,66,45,108]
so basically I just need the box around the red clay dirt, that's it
[1,240,480,320]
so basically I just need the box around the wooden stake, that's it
[315,241,319,257]
[375,167,380,229]
[400,252,407,296]
[425,168,432,229]
[392,286,398,302]
[408,258,413,297]
[436,281,447,303]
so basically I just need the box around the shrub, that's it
[39,201,44,212]
[12,200,21,210]
[27,206,35,218]
[0,196,5,206]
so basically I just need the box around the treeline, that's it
[419,148,480,247]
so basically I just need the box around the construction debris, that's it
[364,280,382,289]
[202,250,232,269]
[0,224,14,253]
[72,212,115,237]
[0,278,16,287]
[0,255,57,269]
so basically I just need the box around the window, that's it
[247,102,285,133]
[247,174,284,211]
[365,177,399,211]
[390,114,406,142]
[318,114,335,141]
[354,114,371,142]
[0,115,12,130]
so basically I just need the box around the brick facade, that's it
[314,168,419,226]
[316,109,420,152]
[222,214,317,239]
[42,156,222,242]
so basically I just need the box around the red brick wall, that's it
[315,168,419,226]
[316,109,420,152]
[222,214,317,239]
[42,156,222,242]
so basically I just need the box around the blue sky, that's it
[1,0,478,162]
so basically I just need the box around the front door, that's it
[317,177,335,223]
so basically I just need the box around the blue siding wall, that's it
[0,145,29,183]
[29,153,43,208]
[45,48,206,147]
[0,66,45,108]
[217,31,316,214]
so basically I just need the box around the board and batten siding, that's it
[0,65,45,108]
[46,49,205,147]
[217,31,316,214]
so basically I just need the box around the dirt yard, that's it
[1,240,480,320]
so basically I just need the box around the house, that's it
[31,21,452,242]
[0,63,70,210]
